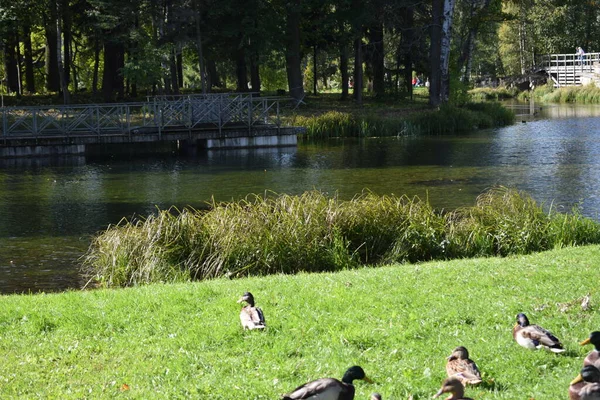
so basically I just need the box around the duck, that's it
[237,292,265,330]
[581,331,600,367]
[281,365,373,400]
[445,346,482,386]
[512,313,564,352]
[569,365,600,400]
[433,377,473,399]
[370,393,382,400]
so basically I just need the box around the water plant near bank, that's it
[519,82,600,104]
[83,187,600,287]
[290,103,515,139]
[468,86,518,101]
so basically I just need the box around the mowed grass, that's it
[2,245,600,399]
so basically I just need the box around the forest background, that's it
[0,0,596,108]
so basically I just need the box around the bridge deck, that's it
[0,94,301,157]
[538,52,600,86]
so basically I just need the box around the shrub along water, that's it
[83,187,600,287]
[290,103,515,139]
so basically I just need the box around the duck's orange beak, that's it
[570,373,584,385]
[580,337,592,346]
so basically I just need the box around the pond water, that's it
[2,103,600,294]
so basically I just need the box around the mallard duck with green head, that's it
[581,331,600,367]
[281,365,373,400]
[237,292,265,330]
[433,377,473,400]
[445,346,482,386]
[513,313,564,352]
[569,365,600,400]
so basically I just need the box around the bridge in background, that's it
[537,52,600,87]
[0,93,301,158]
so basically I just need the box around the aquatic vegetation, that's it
[523,82,600,104]
[82,187,600,287]
[290,103,515,139]
[469,86,518,101]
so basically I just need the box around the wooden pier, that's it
[537,52,600,87]
[0,93,301,158]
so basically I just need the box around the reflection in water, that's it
[2,108,600,293]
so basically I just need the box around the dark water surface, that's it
[2,103,600,293]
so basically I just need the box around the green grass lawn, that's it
[2,245,600,399]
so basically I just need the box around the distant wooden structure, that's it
[537,52,600,87]
[0,93,301,158]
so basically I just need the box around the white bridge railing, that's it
[537,52,600,86]
[1,93,285,138]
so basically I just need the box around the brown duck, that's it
[237,292,265,330]
[512,313,564,352]
[281,365,373,400]
[445,346,482,386]
[433,377,473,400]
[569,365,600,400]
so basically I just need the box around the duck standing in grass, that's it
[512,313,564,352]
[433,377,473,399]
[281,365,373,400]
[581,331,600,367]
[445,346,482,386]
[569,365,600,400]
[237,292,265,330]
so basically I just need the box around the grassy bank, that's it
[290,102,515,139]
[518,82,600,104]
[2,245,600,398]
[83,187,600,287]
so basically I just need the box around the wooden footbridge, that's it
[537,52,600,87]
[0,93,301,158]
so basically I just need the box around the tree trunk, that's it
[177,48,183,89]
[368,23,385,97]
[194,6,206,93]
[285,0,305,102]
[102,39,125,102]
[399,5,414,98]
[62,0,72,88]
[235,46,248,92]
[4,29,19,94]
[340,43,349,100]
[313,46,318,95]
[429,0,443,106]
[92,36,100,94]
[44,0,60,92]
[440,0,456,103]
[207,59,220,89]
[56,14,70,103]
[169,50,179,94]
[249,51,261,93]
[353,37,363,105]
[23,24,35,93]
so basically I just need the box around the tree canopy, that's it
[0,0,593,104]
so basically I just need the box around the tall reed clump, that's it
[82,188,600,287]
[198,192,355,278]
[83,208,204,287]
[335,192,445,264]
[292,104,514,139]
[528,83,600,104]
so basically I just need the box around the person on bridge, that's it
[577,46,586,66]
